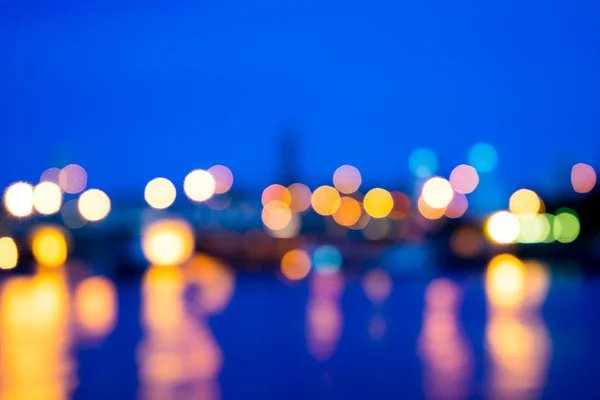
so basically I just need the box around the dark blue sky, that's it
[1,0,599,195]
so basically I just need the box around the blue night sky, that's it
[1,0,599,197]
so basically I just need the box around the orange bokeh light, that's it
[281,249,312,280]
[418,195,446,220]
[262,184,291,206]
[288,183,312,212]
[333,197,362,227]
[311,186,341,216]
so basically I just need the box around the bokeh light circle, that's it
[449,164,479,194]
[142,219,195,266]
[288,183,312,212]
[262,184,291,207]
[363,188,393,218]
[144,178,176,209]
[468,142,498,173]
[311,186,341,216]
[78,189,111,222]
[184,169,216,202]
[281,249,312,280]
[333,197,362,227]
[409,148,438,178]
[3,182,34,218]
[333,165,362,194]
[0,237,18,270]
[417,195,446,220]
[444,192,468,219]
[58,164,88,194]
[509,189,540,218]
[313,245,343,275]
[485,211,520,244]
[31,225,69,268]
[33,181,63,215]
[422,177,454,209]
[262,200,293,231]
[388,191,411,220]
[571,163,596,194]
[208,165,234,194]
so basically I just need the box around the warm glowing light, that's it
[409,148,438,178]
[450,227,484,258]
[485,254,526,310]
[509,189,540,218]
[311,186,341,216]
[450,164,479,194]
[553,210,580,243]
[208,165,234,194]
[142,219,195,266]
[389,191,410,220]
[0,237,18,270]
[33,181,63,215]
[468,142,498,173]
[486,211,520,244]
[40,167,61,183]
[417,195,446,220]
[313,245,343,274]
[422,177,454,209]
[288,183,312,212]
[363,188,393,218]
[333,197,362,227]
[3,182,34,217]
[571,163,596,194]
[144,178,176,209]
[74,276,117,338]
[78,189,111,222]
[262,184,291,206]
[517,214,551,243]
[184,254,235,316]
[333,165,362,194]
[31,225,68,268]
[281,249,312,280]
[444,192,468,219]
[262,200,292,230]
[58,164,87,194]
[362,269,392,306]
[184,169,216,202]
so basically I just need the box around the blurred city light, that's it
[40,167,61,184]
[418,195,446,220]
[281,249,312,281]
[31,225,69,268]
[144,177,176,209]
[517,214,551,243]
[422,177,454,209]
[468,142,498,173]
[32,181,63,216]
[58,164,87,194]
[183,254,235,316]
[0,237,18,270]
[184,169,216,202]
[409,148,438,178]
[332,196,362,227]
[509,189,540,218]
[78,189,111,222]
[311,185,341,216]
[553,210,580,243]
[333,165,361,194]
[262,184,291,206]
[485,254,526,310]
[571,163,596,194]
[361,269,392,306]
[313,245,343,275]
[450,164,479,194]
[288,183,312,212]
[142,219,195,266]
[388,191,411,220]
[3,182,34,218]
[74,276,117,339]
[444,192,468,219]
[262,200,292,230]
[208,165,234,194]
[363,188,393,218]
[485,211,520,244]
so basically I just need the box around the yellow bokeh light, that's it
[142,219,195,266]
[31,225,69,268]
[281,249,312,281]
[208,165,234,194]
[571,163,596,194]
[333,197,362,227]
[449,164,479,194]
[311,185,341,216]
[74,276,117,338]
[422,177,454,209]
[33,181,63,215]
[363,188,393,218]
[417,195,446,220]
[184,169,216,202]
[78,189,111,222]
[3,182,34,218]
[0,237,18,270]
[288,183,312,212]
[517,214,551,243]
[144,178,176,210]
[58,164,87,194]
[333,165,362,194]
[485,254,526,310]
[509,189,540,218]
[486,211,520,244]
[262,184,291,206]
[262,200,293,231]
